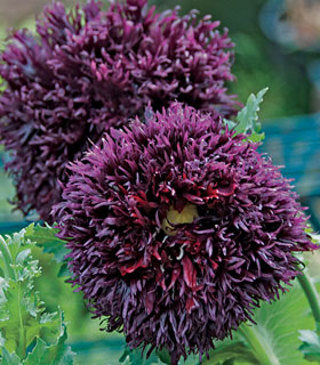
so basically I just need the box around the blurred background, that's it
[0,0,320,364]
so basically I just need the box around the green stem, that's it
[16,283,25,359]
[298,272,320,332]
[238,324,280,365]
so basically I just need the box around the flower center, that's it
[161,204,198,236]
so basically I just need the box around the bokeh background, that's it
[0,0,320,364]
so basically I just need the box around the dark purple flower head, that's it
[0,0,237,222]
[54,103,316,364]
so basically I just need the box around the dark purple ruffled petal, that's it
[54,103,317,363]
[0,0,238,222]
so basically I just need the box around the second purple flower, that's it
[0,0,237,222]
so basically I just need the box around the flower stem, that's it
[238,324,280,365]
[16,283,26,359]
[298,272,320,332]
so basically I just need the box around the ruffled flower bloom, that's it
[54,103,316,364]
[0,0,237,222]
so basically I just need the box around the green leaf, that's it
[156,349,171,364]
[238,280,314,365]
[0,347,21,365]
[299,330,320,362]
[23,338,47,365]
[23,322,75,365]
[120,345,160,365]
[305,225,320,246]
[0,228,75,363]
[57,263,70,278]
[234,88,268,142]
[202,340,258,365]
[0,230,42,357]
[25,224,69,264]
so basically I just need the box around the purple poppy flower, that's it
[54,103,316,364]
[0,0,237,222]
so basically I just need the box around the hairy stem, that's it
[238,324,280,365]
[16,283,26,359]
[298,272,320,332]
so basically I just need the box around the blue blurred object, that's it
[71,338,126,365]
[260,0,293,49]
[261,113,320,230]
[259,0,320,52]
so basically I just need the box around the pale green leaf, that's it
[305,226,320,246]
[0,348,21,365]
[239,280,314,365]
[299,330,320,362]
[23,323,75,365]
[202,340,258,365]
[25,224,68,264]
[15,250,31,266]
[0,228,75,363]
[234,88,268,142]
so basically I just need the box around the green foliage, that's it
[23,322,74,365]
[117,277,319,365]
[233,88,268,142]
[1,348,21,365]
[299,329,320,363]
[200,279,316,365]
[119,345,161,365]
[203,340,258,365]
[305,226,320,246]
[25,224,68,264]
[155,349,171,364]
[297,259,320,363]
[0,228,75,364]
[239,281,314,365]
[25,224,69,277]
[119,346,201,364]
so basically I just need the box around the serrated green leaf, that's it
[156,349,171,364]
[305,226,320,246]
[15,250,31,266]
[25,224,69,264]
[179,354,201,365]
[238,280,314,365]
[299,330,320,362]
[0,347,21,365]
[22,338,47,365]
[0,228,75,363]
[57,263,70,278]
[223,119,237,130]
[23,323,75,365]
[0,230,42,357]
[234,88,268,142]
[120,345,160,365]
